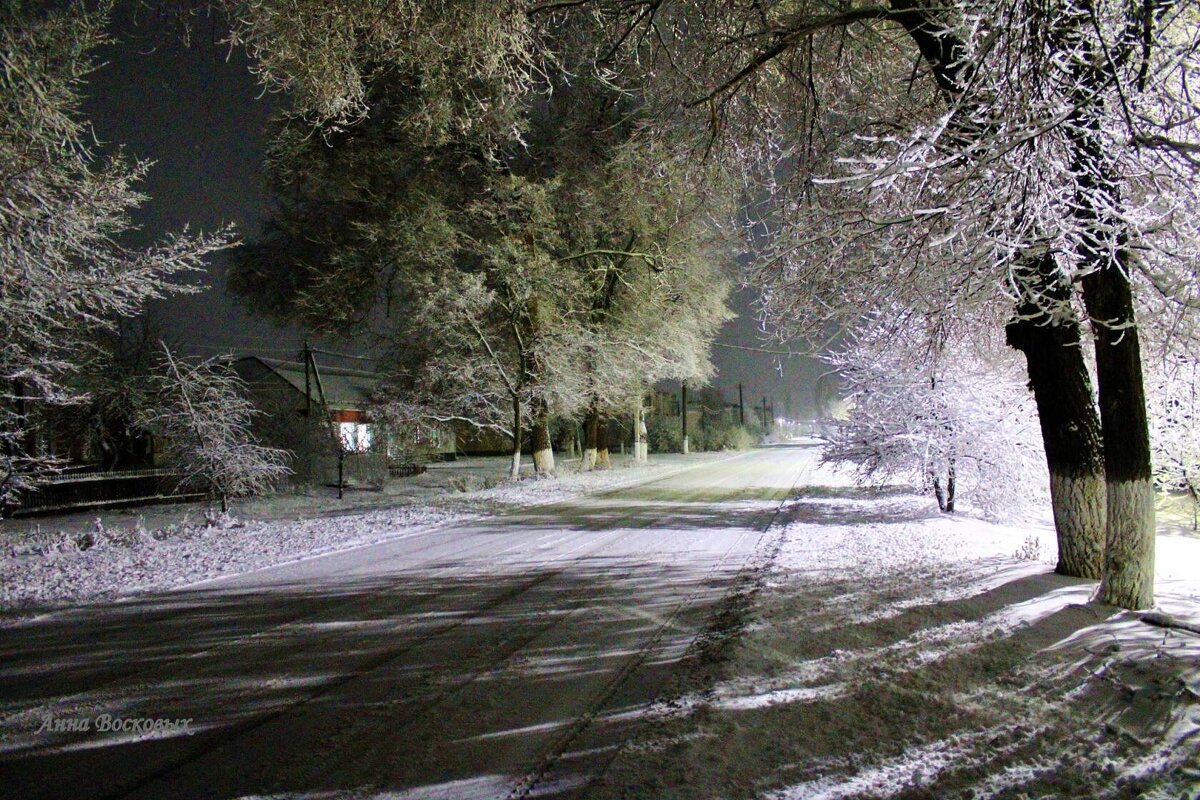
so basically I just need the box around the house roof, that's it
[235,356,378,412]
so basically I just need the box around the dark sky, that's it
[83,9,824,418]
[84,8,300,361]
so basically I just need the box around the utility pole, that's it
[303,340,312,417]
[738,383,745,426]
[762,396,769,433]
[681,382,689,454]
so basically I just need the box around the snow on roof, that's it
[235,356,378,412]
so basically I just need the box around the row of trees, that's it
[8,2,1197,610]
[542,0,1199,610]
[217,0,1199,607]
[230,8,736,478]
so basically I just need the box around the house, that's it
[232,355,387,486]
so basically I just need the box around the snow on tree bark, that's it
[531,398,555,475]
[1006,254,1106,579]
[1059,1,1157,607]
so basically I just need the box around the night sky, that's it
[84,9,823,418]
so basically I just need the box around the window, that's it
[339,422,372,453]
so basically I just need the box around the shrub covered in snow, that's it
[140,346,291,511]
[821,314,1047,520]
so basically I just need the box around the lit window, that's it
[339,422,372,452]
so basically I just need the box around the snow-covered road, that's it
[0,446,815,800]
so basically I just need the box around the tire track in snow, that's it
[64,524,644,800]
[506,453,814,799]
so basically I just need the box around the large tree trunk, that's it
[632,392,647,463]
[1081,267,1156,609]
[531,399,555,476]
[1062,6,1156,608]
[595,413,611,470]
[1006,255,1107,580]
[888,0,1150,602]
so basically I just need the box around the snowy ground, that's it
[0,451,728,616]
[590,455,1200,800]
[1,444,1197,799]
[0,448,797,800]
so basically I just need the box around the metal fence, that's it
[6,469,204,518]
[309,452,390,490]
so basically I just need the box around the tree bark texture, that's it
[1081,266,1156,608]
[583,406,599,471]
[1063,8,1156,607]
[1006,255,1107,580]
[889,0,1151,602]
[595,414,611,470]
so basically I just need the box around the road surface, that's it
[0,446,814,799]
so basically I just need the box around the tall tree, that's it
[0,1,231,505]
[571,0,1200,608]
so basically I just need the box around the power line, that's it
[712,342,808,357]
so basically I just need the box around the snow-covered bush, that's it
[822,315,1047,520]
[140,346,291,512]
[1148,355,1200,529]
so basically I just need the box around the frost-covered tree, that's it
[368,177,589,479]
[231,12,733,478]
[215,1,1200,604]
[0,2,231,501]
[553,140,734,469]
[140,346,290,512]
[227,0,539,137]
[1147,355,1200,530]
[823,311,1049,524]
[566,0,1200,607]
